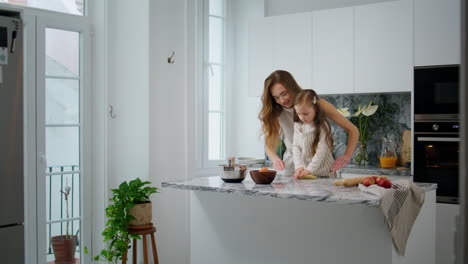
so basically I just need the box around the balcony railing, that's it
[46,165,80,257]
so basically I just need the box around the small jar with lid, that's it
[379,138,398,168]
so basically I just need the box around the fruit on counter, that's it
[375,176,387,185]
[377,178,392,189]
[333,176,366,187]
[362,176,376,187]
[298,174,317,179]
[258,167,270,172]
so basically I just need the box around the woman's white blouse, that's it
[292,122,335,177]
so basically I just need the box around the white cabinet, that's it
[312,7,353,95]
[414,0,461,66]
[248,17,275,97]
[276,13,312,90]
[354,0,413,93]
[436,203,459,264]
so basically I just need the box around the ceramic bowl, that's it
[250,170,277,184]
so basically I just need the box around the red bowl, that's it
[250,170,277,184]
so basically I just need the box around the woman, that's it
[258,70,358,174]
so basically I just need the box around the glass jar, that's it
[379,138,398,168]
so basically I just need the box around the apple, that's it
[362,176,376,187]
[377,178,392,189]
[375,176,386,185]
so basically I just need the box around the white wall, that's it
[107,0,150,187]
[149,0,193,263]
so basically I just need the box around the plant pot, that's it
[129,201,152,226]
[50,235,77,264]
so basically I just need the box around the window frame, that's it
[199,0,229,169]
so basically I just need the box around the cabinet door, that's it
[275,13,312,90]
[248,17,275,97]
[414,0,461,66]
[354,0,413,93]
[312,7,353,95]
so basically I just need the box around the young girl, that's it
[292,90,335,178]
[258,70,358,175]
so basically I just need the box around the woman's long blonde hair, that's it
[294,89,334,157]
[258,70,303,149]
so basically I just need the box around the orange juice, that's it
[379,157,397,168]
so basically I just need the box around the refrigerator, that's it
[0,13,24,264]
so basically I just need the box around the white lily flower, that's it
[362,103,379,116]
[337,107,350,117]
[353,104,364,117]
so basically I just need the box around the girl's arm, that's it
[321,99,359,170]
[293,123,305,169]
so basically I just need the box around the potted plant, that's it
[50,186,77,264]
[90,178,159,263]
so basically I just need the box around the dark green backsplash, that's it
[321,93,411,166]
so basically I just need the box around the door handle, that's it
[417,137,460,142]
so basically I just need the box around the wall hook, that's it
[167,51,175,64]
[108,105,117,118]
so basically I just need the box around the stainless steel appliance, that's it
[0,13,24,263]
[414,65,459,120]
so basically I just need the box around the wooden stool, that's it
[122,223,159,264]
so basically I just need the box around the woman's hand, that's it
[332,156,351,171]
[272,159,286,171]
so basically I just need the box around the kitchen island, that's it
[162,174,436,264]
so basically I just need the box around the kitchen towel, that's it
[358,180,425,256]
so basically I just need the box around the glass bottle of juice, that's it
[379,138,398,168]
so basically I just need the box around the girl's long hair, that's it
[259,70,303,149]
[294,89,334,157]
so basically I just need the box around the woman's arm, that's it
[265,144,285,170]
[321,99,359,170]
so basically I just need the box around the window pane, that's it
[46,28,80,77]
[209,0,224,16]
[1,0,84,16]
[46,127,80,169]
[209,17,223,63]
[46,173,80,222]
[209,64,222,111]
[46,78,79,124]
[208,112,222,160]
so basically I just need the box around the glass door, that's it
[36,15,91,264]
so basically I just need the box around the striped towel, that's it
[359,180,425,256]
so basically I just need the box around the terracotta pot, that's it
[129,201,152,226]
[50,235,76,264]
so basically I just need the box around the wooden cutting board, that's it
[399,130,411,166]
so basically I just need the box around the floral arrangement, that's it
[338,101,379,165]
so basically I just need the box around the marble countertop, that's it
[162,174,436,207]
[338,164,412,176]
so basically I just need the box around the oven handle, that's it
[417,137,460,142]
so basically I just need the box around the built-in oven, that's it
[413,121,459,204]
[414,65,459,120]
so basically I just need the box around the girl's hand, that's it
[332,156,351,171]
[272,159,286,171]
[299,169,311,177]
[293,168,304,178]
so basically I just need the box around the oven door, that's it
[414,135,459,203]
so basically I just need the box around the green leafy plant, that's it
[88,178,159,263]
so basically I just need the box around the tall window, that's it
[204,0,226,165]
